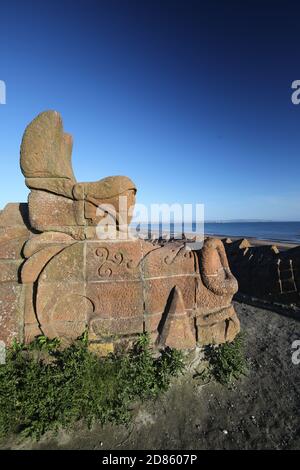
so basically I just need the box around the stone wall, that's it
[0,202,241,352]
[0,203,33,344]
[0,110,241,353]
[223,238,300,307]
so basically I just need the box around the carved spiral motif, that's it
[164,246,185,265]
[95,247,124,277]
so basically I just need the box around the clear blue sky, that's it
[0,0,299,221]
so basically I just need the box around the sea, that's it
[131,222,300,244]
[204,222,300,244]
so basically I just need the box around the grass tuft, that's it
[203,333,248,386]
[0,333,184,440]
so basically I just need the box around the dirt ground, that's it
[1,301,300,450]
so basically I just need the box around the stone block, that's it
[24,284,38,324]
[144,312,166,333]
[0,259,23,283]
[21,245,67,283]
[28,190,78,232]
[86,280,144,319]
[0,226,29,243]
[156,286,196,350]
[0,236,28,259]
[142,243,195,279]
[24,324,43,343]
[23,231,75,258]
[20,111,76,181]
[38,242,84,282]
[89,315,143,336]
[36,283,92,340]
[86,240,143,282]
[0,282,24,346]
[144,275,196,315]
[197,306,240,345]
[88,342,114,357]
[0,203,30,228]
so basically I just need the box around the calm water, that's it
[204,222,300,244]
[132,222,300,244]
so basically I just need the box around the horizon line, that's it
[132,219,300,224]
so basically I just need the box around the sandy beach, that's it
[206,234,299,251]
[142,229,300,251]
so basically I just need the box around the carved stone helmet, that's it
[20,111,137,237]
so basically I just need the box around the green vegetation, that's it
[0,333,184,440]
[196,333,248,386]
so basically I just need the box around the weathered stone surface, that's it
[144,276,196,316]
[0,207,31,266]
[197,306,240,345]
[23,276,43,342]
[196,281,234,316]
[0,283,23,346]
[74,176,136,202]
[144,311,166,333]
[199,238,238,296]
[222,238,232,244]
[20,111,137,235]
[0,226,29,243]
[89,316,143,337]
[33,242,89,340]
[87,281,144,320]
[0,203,30,228]
[0,203,31,346]
[36,284,92,340]
[33,242,88,340]
[14,234,239,346]
[86,240,143,282]
[0,259,23,283]
[157,286,196,350]
[20,111,76,182]
[21,245,67,283]
[24,324,43,343]
[142,242,195,279]
[88,342,114,357]
[0,236,28,259]
[192,238,240,344]
[23,231,75,258]
[24,284,38,324]
[39,243,84,283]
[25,177,75,199]
[0,110,241,350]
[19,236,240,346]
[28,190,79,232]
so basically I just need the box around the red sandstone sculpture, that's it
[20,111,136,239]
[0,111,240,352]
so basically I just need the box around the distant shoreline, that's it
[136,228,299,251]
[204,234,299,251]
